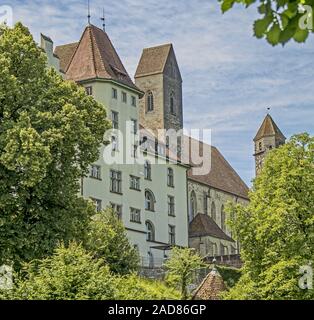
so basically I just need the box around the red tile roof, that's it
[186,136,249,200]
[54,42,78,73]
[56,24,140,91]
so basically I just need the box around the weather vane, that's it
[87,0,91,24]
[100,8,105,31]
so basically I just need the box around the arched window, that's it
[167,168,174,187]
[145,189,155,211]
[146,221,155,242]
[221,205,226,231]
[211,202,216,222]
[146,91,154,112]
[144,160,151,180]
[170,92,175,114]
[189,191,197,222]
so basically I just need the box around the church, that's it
[40,21,285,270]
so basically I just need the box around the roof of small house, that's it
[193,267,227,300]
[189,213,235,242]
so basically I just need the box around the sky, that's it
[6,0,314,185]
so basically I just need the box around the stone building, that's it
[254,114,286,176]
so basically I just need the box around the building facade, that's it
[43,25,189,268]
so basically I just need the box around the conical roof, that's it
[56,24,139,91]
[193,267,227,300]
[254,114,286,142]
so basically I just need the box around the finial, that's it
[267,107,271,114]
[87,0,91,25]
[100,8,106,31]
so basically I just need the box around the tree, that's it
[0,23,111,267]
[219,0,314,46]
[0,242,116,300]
[85,209,140,275]
[224,133,314,299]
[164,247,205,299]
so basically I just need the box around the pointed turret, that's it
[55,24,139,91]
[254,114,286,176]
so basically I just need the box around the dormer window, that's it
[146,91,154,112]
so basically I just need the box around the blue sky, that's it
[9,0,314,185]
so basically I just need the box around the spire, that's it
[100,8,106,32]
[254,114,286,142]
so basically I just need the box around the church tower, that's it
[254,114,286,176]
[134,44,183,139]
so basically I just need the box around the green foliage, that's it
[0,243,179,300]
[164,247,205,299]
[114,274,180,300]
[0,23,111,267]
[85,209,140,275]
[216,266,242,288]
[0,242,115,300]
[219,0,313,45]
[225,133,314,299]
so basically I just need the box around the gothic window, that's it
[145,189,155,211]
[170,92,175,114]
[146,221,155,241]
[146,91,154,112]
[144,160,151,180]
[211,201,216,222]
[221,205,226,231]
[189,191,197,222]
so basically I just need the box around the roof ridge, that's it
[143,43,172,51]
[88,26,97,77]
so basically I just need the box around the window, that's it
[146,91,154,112]
[131,144,138,158]
[111,135,118,151]
[170,92,175,114]
[90,165,101,180]
[167,168,174,187]
[203,192,208,215]
[169,225,176,245]
[168,196,175,216]
[111,111,119,129]
[91,198,102,212]
[145,189,155,211]
[130,175,140,191]
[112,88,117,99]
[146,221,155,242]
[189,191,197,222]
[144,160,151,180]
[131,96,136,107]
[231,246,236,255]
[85,86,93,96]
[110,170,122,194]
[221,205,226,231]
[211,202,216,222]
[131,119,137,134]
[259,142,262,151]
[122,91,127,103]
[110,203,122,219]
[130,208,141,223]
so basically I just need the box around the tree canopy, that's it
[85,209,140,275]
[225,133,314,299]
[164,247,205,299]
[219,0,314,45]
[0,23,111,268]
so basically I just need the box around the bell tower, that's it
[254,114,286,176]
[134,43,183,139]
